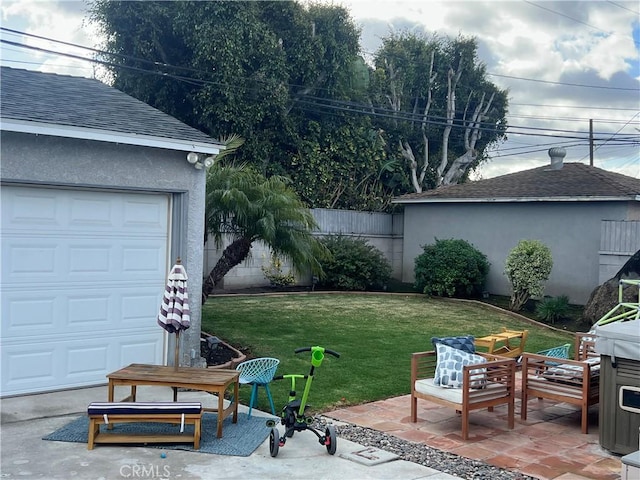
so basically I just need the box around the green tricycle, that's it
[265,345,341,457]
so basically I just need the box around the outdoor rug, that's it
[43,413,271,457]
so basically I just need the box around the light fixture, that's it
[186,152,216,170]
[186,152,199,165]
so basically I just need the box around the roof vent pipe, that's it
[548,147,566,170]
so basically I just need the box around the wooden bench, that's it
[410,351,516,440]
[87,402,203,450]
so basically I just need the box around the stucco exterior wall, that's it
[401,201,632,304]
[1,132,207,363]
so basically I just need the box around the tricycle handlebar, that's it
[294,346,341,358]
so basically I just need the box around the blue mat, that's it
[43,412,271,457]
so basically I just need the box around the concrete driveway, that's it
[1,385,462,479]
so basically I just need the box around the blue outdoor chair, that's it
[236,357,280,417]
[536,343,572,366]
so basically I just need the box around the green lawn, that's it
[201,293,574,414]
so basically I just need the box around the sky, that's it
[1,0,639,179]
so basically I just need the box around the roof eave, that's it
[0,119,224,155]
[392,195,639,204]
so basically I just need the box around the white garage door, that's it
[1,185,169,397]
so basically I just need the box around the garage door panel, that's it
[5,295,56,330]
[3,288,163,338]
[1,186,169,396]
[3,242,58,279]
[3,241,166,284]
[122,197,168,229]
[2,189,60,227]
[2,332,164,395]
[2,189,169,234]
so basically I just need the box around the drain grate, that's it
[339,446,400,466]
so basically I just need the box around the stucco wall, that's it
[401,201,632,304]
[1,132,207,363]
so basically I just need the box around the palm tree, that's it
[201,162,327,303]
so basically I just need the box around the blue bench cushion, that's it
[88,402,202,416]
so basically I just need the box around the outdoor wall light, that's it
[186,152,199,165]
[186,152,216,170]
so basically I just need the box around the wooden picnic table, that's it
[474,328,528,358]
[107,363,239,438]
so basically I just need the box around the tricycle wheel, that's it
[269,428,280,457]
[325,425,337,455]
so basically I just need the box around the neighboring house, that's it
[393,148,640,304]
[0,67,224,397]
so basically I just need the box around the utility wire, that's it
[579,112,640,161]
[3,27,638,95]
[509,102,640,112]
[2,30,638,150]
[524,0,614,35]
[606,0,640,15]
[488,73,638,91]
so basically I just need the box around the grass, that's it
[201,293,574,414]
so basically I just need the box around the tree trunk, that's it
[509,290,529,312]
[201,237,253,304]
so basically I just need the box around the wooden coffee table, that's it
[107,363,239,438]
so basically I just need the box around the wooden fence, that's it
[599,220,640,283]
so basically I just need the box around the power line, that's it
[524,0,613,35]
[606,0,640,15]
[299,94,638,138]
[509,102,639,112]
[4,27,639,97]
[523,0,639,47]
[489,72,638,91]
[579,112,640,161]
[2,29,637,146]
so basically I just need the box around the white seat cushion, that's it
[415,378,508,404]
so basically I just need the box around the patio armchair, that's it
[574,332,597,360]
[520,351,600,433]
[410,348,516,440]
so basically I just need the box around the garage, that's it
[1,66,224,397]
[1,185,170,396]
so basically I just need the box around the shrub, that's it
[317,235,391,291]
[504,239,553,311]
[536,295,570,324]
[261,253,295,287]
[414,238,490,298]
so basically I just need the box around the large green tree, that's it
[202,161,327,303]
[369,33,509,192]
[89,0,392,210]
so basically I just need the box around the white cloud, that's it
[1,0,97,77]
[2,0,638,178]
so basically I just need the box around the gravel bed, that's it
[317,416,537,480]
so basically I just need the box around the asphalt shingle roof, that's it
[0,66,217,146]
[394,163,640,203]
